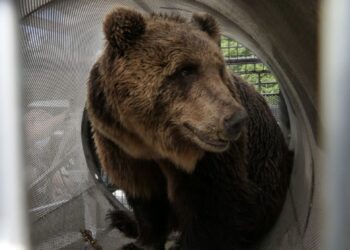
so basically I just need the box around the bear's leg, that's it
[125,195,171,250]
[109,195,171,250]
[107,208,139,239]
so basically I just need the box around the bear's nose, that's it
[223,110,248,140]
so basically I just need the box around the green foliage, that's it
[220,36,279,95]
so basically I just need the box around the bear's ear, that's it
[103,7,146,52]
[191,13,220,42]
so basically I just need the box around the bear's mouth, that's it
[183,123,229,151]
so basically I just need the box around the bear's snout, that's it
[222,109,247,141]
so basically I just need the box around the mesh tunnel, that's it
[19,0,320,249]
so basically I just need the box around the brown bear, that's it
[86,7,293,250]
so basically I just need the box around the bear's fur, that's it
[87,7,292,250]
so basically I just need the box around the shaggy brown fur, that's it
[87,7,292,250]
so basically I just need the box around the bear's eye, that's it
[171,64,198,79]
[180,66,196,77]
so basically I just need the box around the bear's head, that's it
[87,7,247,172]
